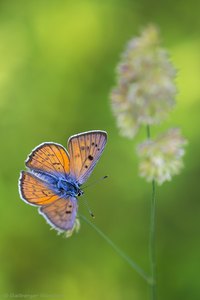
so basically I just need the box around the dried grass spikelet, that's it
[111,25,177,138]
[137,128,187,184]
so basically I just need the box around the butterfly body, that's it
[31,169,83,199]
[19,130,107,234]
[56,176,83,197]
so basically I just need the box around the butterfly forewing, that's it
[26,143,70,174]
[68,131,107,184]
[19,171,60,206]
[39,197,77,231]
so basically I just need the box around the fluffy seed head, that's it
[137,128,187,184]
[111,25,177,138]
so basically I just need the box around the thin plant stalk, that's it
[80,214,151,283]
[147,125,157,300]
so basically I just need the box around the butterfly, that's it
[18,130,107,235]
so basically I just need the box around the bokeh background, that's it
[0,1,199,299]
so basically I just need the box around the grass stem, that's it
[80,214,151,283]
[147,125,157,300]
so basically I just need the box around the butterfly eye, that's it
[77,190,84,197]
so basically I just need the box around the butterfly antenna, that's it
[82,197,95,219]
[82,175,108,190]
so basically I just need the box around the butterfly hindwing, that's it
[19,171,60,206]
[68,130,107,184]
[25,143,70,174]
[39,197,77,231]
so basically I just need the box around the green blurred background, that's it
[0,1,199,299]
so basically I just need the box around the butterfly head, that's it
[56,177,84,198]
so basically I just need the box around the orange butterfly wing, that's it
[19,171,77,231]
[19,171,60,206]
[68,130,107,184]
[39,197,77,231]
[25,143,70,174]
